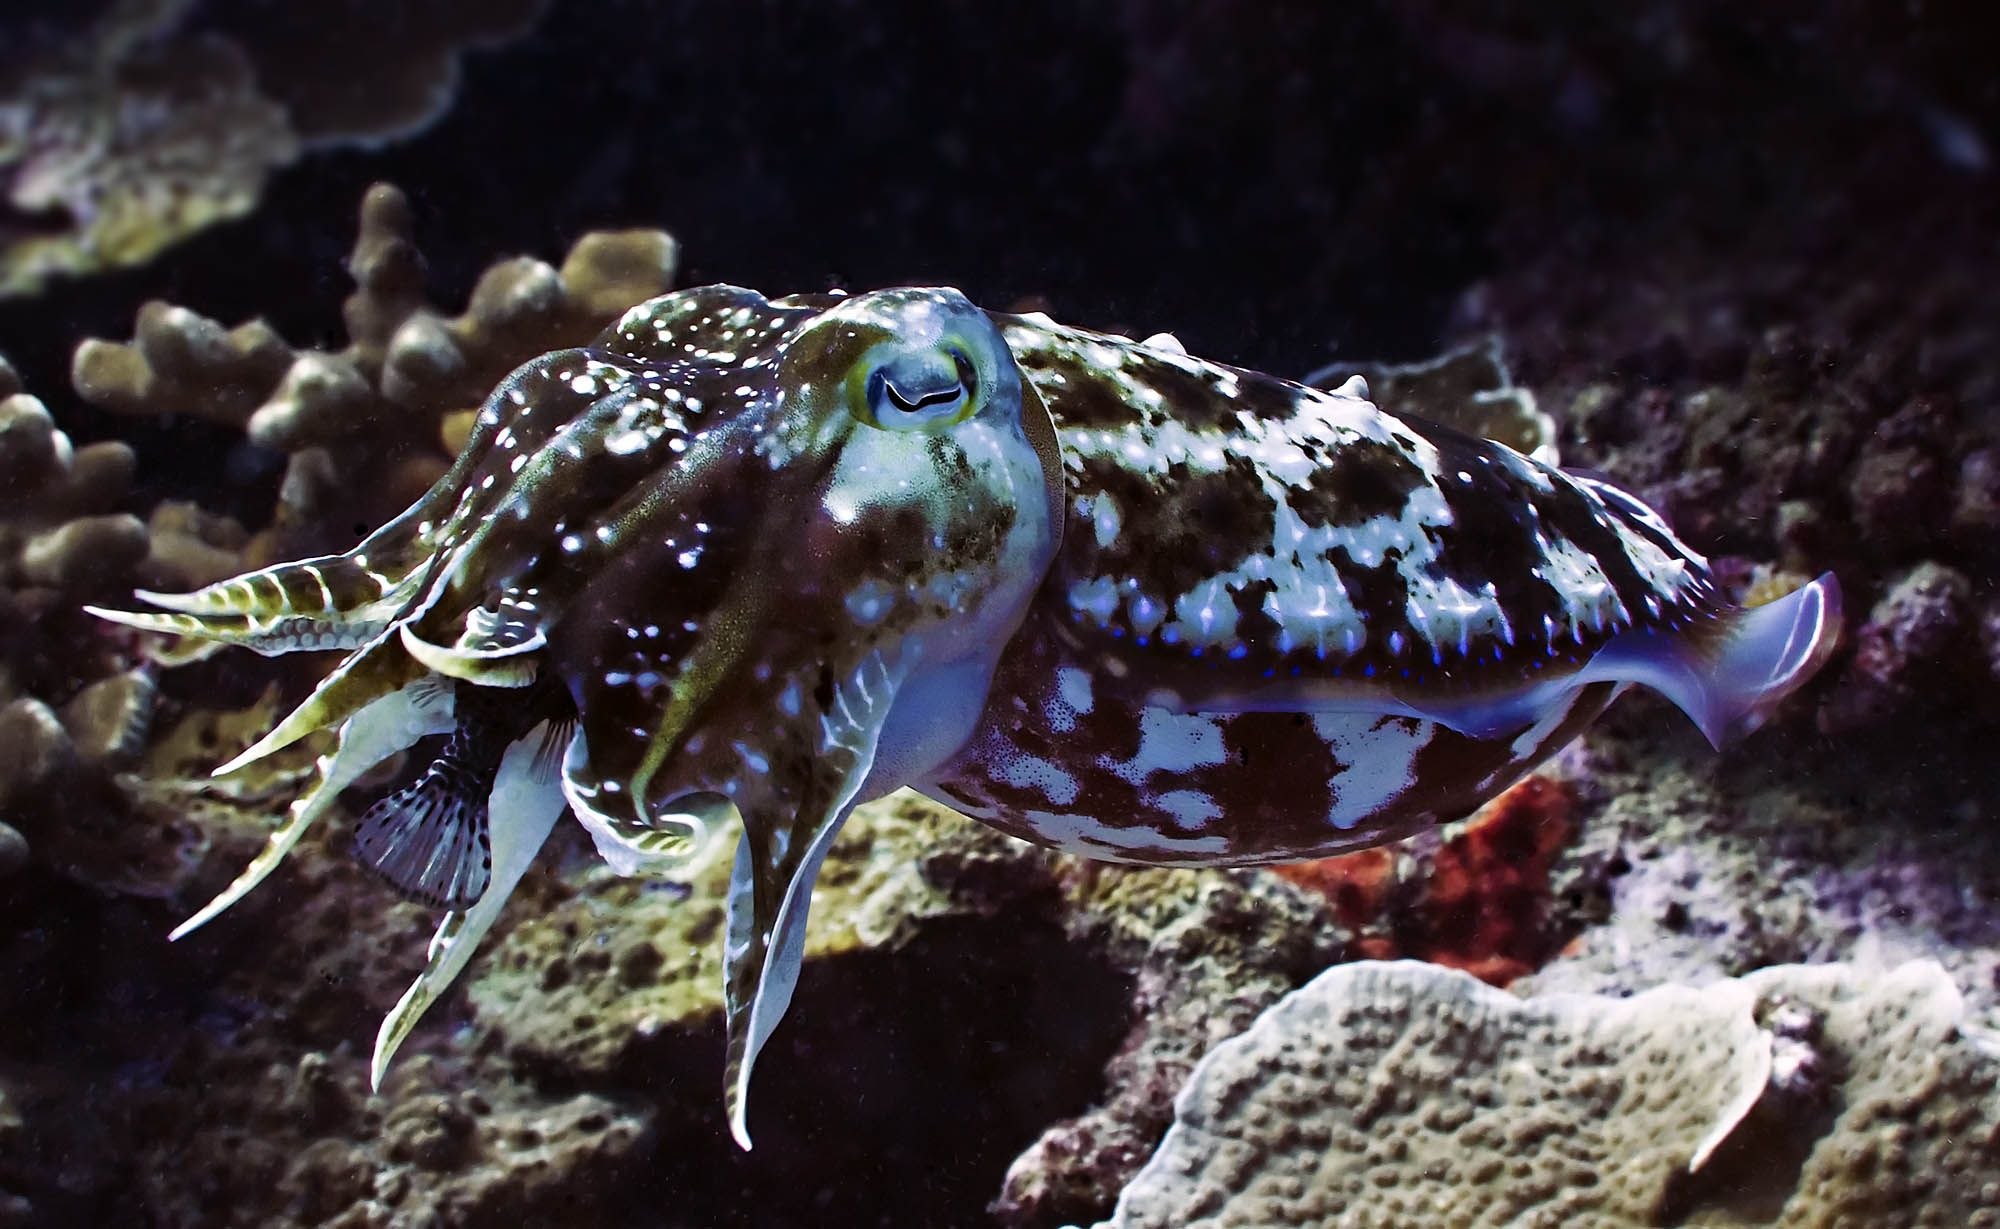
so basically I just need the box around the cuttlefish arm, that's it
[722,648,908,1150]
[372,722,568,1085]
[170,677,454,940]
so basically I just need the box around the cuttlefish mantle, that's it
[90,282,1839,1147]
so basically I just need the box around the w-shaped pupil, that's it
[884,377,962,413]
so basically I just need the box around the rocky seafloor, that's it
[2,2,1997,1226]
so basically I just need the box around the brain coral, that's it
[1098,959,2000,1228]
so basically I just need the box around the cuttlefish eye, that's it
[859,343,978,429]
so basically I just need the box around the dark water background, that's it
[4,0,1990,524]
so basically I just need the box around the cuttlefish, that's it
[90,285,1841,1147]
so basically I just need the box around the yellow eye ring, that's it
[856,342,977,430]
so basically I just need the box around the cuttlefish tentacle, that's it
[371,722,567,1086]
[398,604,547,689]
[170,678,454,939]
[723,647,908,1150]
[97,345,661,655]
[560,730,719,875]
[84,563,421,656]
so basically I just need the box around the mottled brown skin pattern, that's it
[923,313,1723,866]
[928,610,1617,865]
[1001,316,1721,705]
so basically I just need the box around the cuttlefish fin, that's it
[352,759,494,910]
[1584,571,1843,748]
[1220,573,1845,748]
[169,680,454,940]
[372,724,566,1087]
[723,649,907,1150]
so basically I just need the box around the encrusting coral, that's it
[0,0,552,295]
[1271,774,1577,985]
[1097,958,2000,1229]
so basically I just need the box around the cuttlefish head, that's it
[549,287,1065,1146]
[87,285,1064,1148]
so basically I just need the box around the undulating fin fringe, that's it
[1585,571,1842,749]
[352,758,494,909]
[171,681,455,940]
[1694,571,1843,744]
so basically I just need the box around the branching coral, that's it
[71,181,678,558]
[0,183,675,898]
[0,360,147,598]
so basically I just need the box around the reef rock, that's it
[471,790,1348,1229]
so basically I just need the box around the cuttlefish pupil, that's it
[872,345,975,423]
[90,282,1841,1151]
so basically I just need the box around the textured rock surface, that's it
[1819,561,1975,734]
[473,790,1348,1229]
[1099,959,2000,1228]
[1519,718,2000,1037]
[1310,334,1557,463]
